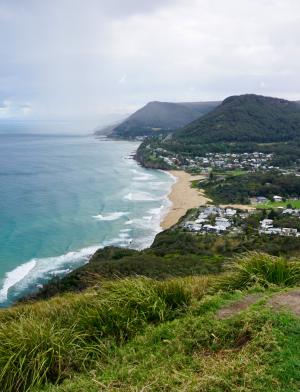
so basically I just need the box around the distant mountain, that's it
[97,101,220,139]
[174,94,300,144]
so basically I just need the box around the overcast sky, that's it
[0,0,300,130]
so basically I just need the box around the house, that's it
[202,224,227,234]
[282,209,294,215]
[225,208,237,217]
[215,217,231,229]
[281,228,298,236]
[256,196,268,204]
[260,219,273,229]
[273,195,283,202]
[261,227,282,235]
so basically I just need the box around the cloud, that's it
[0,99,12,117]
[0,0,299,128]
[20,104,32,116]
[118,74,127,84]
[0,99,33,118]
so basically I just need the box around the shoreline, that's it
[161,170,211,230]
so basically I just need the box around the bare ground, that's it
[216,294,262,319]
[267,289,300,317]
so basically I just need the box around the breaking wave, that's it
[93,212,127,221]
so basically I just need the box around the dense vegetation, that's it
[107,101,219,139]
[136,94,300,169]
[24,224,300,302]
[176,94,300,144]
[201,170,300,204]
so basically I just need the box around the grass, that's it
[0,278,191,392]
[216,252,300,290]
[43,291,300,392]
[256,199,300,209]
[0,253,300,391]
[225,169,248,177]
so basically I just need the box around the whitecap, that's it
[119,233,130,239]
[124,192,162,202]
[0,259,37,302]
[146,181,169,189]
[93,212,127,221]
[0,245,100,303]
[125,220,134,225]
[120,228,131,233]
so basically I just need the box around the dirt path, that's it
[216,294,262,319]
[267,289,300,317]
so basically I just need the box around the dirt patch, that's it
[216,294,262,319]
[267,289,300,317]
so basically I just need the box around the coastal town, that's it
[180,204,300,237]
[144,145,300,176]
[150,147,278,171]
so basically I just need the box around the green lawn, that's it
[226,169,248,177]
[257,199,300,209]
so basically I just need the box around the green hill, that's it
[136,94,300,168]
[104,101,220,139]
[175,94,300,144]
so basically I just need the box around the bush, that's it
[216,252,300,290]
[0,278,191,392]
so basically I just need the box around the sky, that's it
[0,0,300,132]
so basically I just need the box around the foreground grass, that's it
[43,290,300,392]
[1,252,300,391]
[0,278,191,392]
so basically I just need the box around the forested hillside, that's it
[97,101,219,139]
[175,94,300,143]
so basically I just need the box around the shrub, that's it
[216,252,300,290]
[0,277,191,392]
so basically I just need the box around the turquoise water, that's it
[0,134,174,306]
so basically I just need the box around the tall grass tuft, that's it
[0,277,191,392]
[216,252,300,290]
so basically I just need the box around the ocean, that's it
[0,134,174,307]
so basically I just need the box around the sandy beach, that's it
[161,171,210,230]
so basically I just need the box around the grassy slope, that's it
[0,253,300,392]
[43,287,300,392]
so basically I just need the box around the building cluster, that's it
[259,218,299,236]
[251,195,284,204]
[182,205,300,237]
[282,208,300,217]
[182,206,249,234]
[185,152,274,171]
[152,149,276,171]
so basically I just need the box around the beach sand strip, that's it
[161,170,210,230]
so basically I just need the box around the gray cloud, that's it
[0,0,299,130]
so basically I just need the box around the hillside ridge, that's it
[96,100,220,139]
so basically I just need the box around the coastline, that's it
[161,170,211,230]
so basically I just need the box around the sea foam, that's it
[124,192,162,202]
[93,212,127,221]
[0,259,37,302]
[0,245,100,303]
